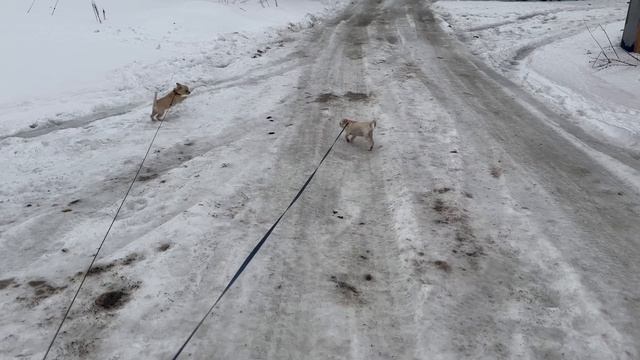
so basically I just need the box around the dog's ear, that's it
[176,82,182,87]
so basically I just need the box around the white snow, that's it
[0,0,334,135]
[0,0,346,358]
[433,0,640,149]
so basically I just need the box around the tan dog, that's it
[150,83,191,121]
[339,118,376,151]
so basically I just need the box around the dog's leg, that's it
[368,132,374,151]
[345,133,351,143]
[151,92,158,121]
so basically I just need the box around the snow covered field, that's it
[0,0,336,135]
[433,0,640,150]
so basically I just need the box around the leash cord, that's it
[171,127,345,359]
[42,118,165,360]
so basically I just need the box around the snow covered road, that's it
[2,0,640,359]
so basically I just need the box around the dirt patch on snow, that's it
[136,173,159,182]
[157,243,171,252]
[16,279,68,305]
[343,91,371,102]
[330,275,364,305]
[315,92,340,103]
[314,91,371,103]
[0,278,16,290]
[490,165,503,178]
[434,187,453,194]
[72,253,142,279]
[432,198,485,267]
[433,260,452,272]
[94,290,130,310]
[433,199,467,225]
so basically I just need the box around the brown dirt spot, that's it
[452,225,484,264]
[433,199,445,213]
[329,275,362,304]
[315,93,340,103]
[0,278,16,290]
[137,173,158,182]
[87,253,141,276]
[66,339,93,358]
[364,274,373,281]
[434,187,452,194]
[28,280,67,302]
[87,262,116,276]
[68,199,81,206]
[343,91,370,102]
[61,208,72,213]
[157,243,171,252]
[121,253,140,266]
[95,290,129,310]
[433,260,452,272]
[490,166,503,178]
[433,199,467,224]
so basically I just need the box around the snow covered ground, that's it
[433,0,640,149]
[2,0,640,359]
[0,0,336,135]
[0,0,347,358]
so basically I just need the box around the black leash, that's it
[42,118,166,360]
[172,127,345,359]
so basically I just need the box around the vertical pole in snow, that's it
[622,0,640,52]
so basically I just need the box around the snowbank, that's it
[433,0,640,149]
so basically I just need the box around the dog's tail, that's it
[371,120,377,129]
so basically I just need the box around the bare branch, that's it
[624,50,640,62]
[26,0,37,14]
[599,24,619,59]
[592,50,603,68]
[584,21,610,63]
[611,58,637,66]
[51,0,60,15]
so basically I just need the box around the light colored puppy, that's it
[339,118,377,151]
[150,83,191,121]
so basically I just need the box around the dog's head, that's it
[174,83,191,96]
[339,118,353,128]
